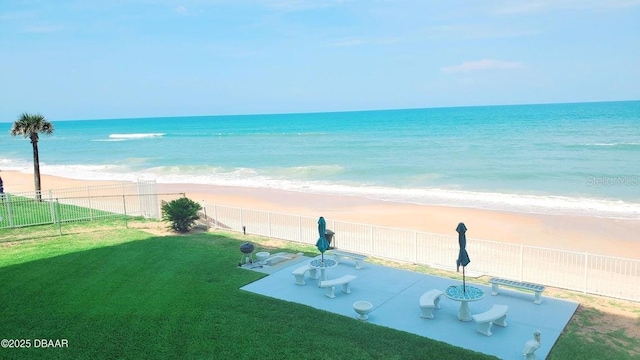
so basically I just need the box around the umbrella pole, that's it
[463,266,466,293]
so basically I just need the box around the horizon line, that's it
[1,98,638,123]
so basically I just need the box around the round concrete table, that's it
[309,258,337,282]
[445,285,485,322]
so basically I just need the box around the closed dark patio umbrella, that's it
[456,222,471,292]
[315,217,329,263]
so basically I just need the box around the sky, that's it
[1,0,639,121]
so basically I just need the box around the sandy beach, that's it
[3,170,640,259]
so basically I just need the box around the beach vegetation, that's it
[9,113,54,201]
[161,197,202,233]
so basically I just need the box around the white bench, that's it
[291,264,319,286]
[330,250,367,269]
[471,304,508,336]
[419,289,444,319]
[489,277,546,304]
[318,275,357,298]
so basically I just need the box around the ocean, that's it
[1,101,639,219]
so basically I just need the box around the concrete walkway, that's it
[241,255,578,360]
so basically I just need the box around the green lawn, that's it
[0,224,495,360]
[0,221,637,359]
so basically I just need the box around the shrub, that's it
[161,197,202,233]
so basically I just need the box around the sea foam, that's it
[108,133,166,139]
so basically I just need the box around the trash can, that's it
[325,229,335,249]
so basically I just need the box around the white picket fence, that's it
[201,202,640,302]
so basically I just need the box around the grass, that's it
[548,305,640,359]
[0,223,496,360]
[1,220,638,359]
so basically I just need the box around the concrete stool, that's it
[353,301,373,321]
[256,252,270,265]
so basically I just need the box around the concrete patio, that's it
[240,255,579,360]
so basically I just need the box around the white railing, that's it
[0,181,165,228]
[3,189,637,301]
[201,202,640,302]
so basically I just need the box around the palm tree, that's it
[10,113,54,200]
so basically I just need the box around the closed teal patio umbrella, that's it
[315,216,329,263]
[456,222,471,292]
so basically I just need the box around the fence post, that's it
[584,253,589,294]
[214,205,218,229]
[520,244,524,281]
[202,202,209,231]
[370,225,374,254]
[49,190,55,223]
[136,182,144,218]
[56,199,62,236]
[88,186,93,220]
[268,212,272,238]
[332,219,336,241]
[240,208,243,231]
[6,194,15,227]
[123,195,128,228]
[298,216,302,242]
[414,231,418,264]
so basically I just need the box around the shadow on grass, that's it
[0,231,496,360]
[0,218,131,245]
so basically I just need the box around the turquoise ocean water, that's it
[1,101,639,219]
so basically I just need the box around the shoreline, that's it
[3,170,640,259]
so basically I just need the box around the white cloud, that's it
[495,0,640,15]
[0,11,33,21]
[326,36,402,47]
[174,5,189,15]
[23,25,63,33]
[264,0,351,12]
[441,59,525,74]
[328,37,369,47]
[425,24,541,40]
[495,2,547,15]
